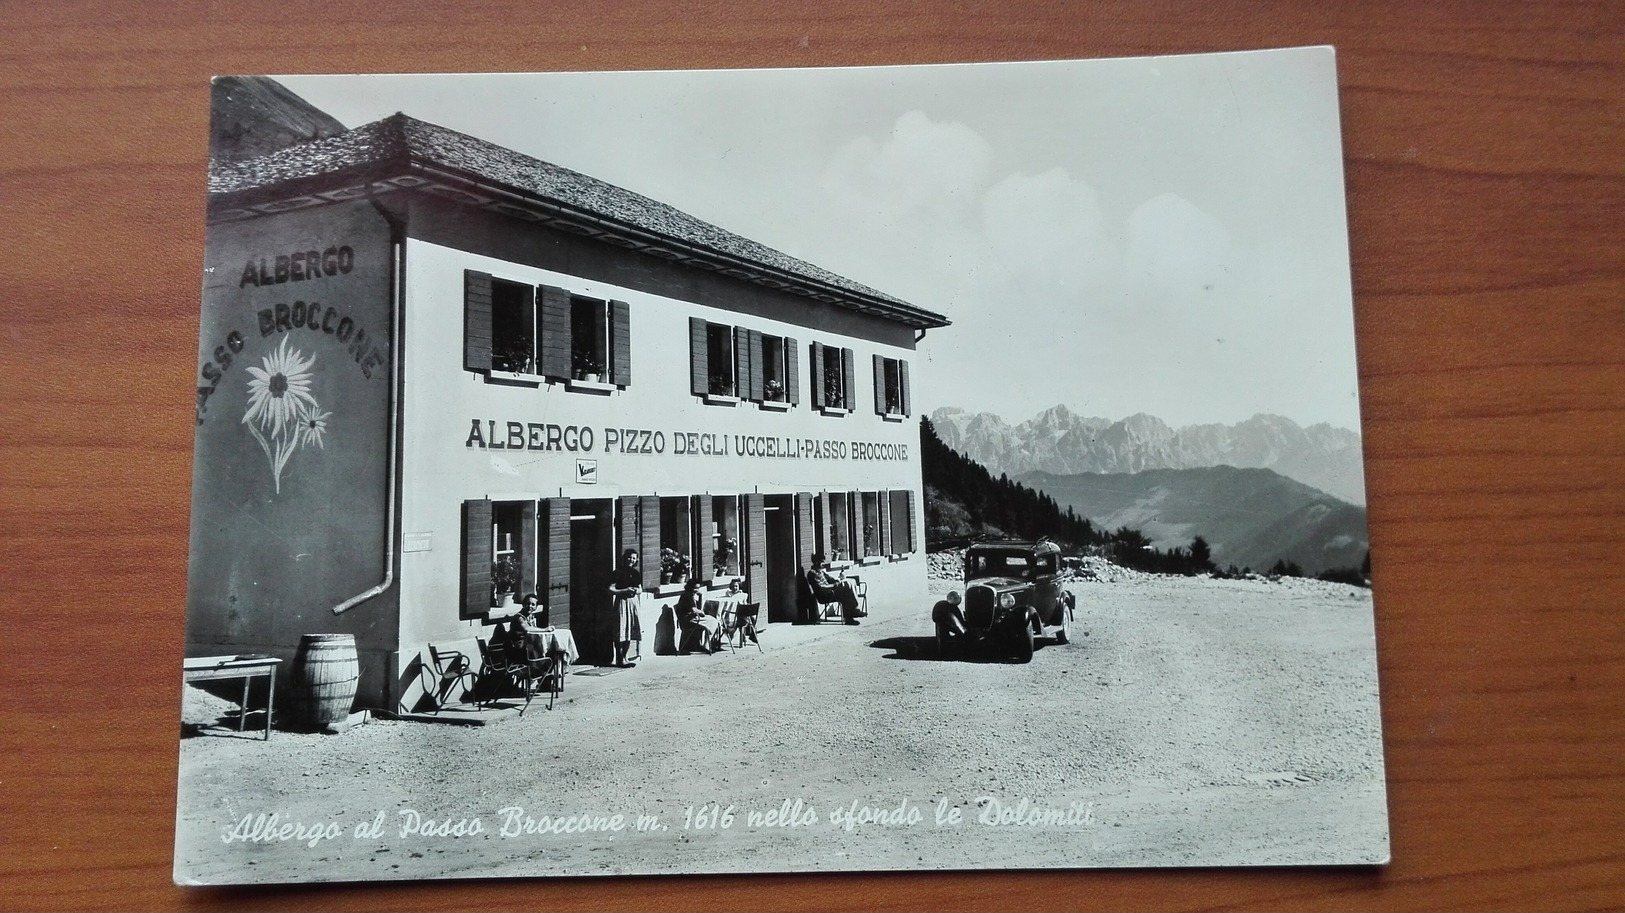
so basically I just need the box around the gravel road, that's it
[175,571,1388,884]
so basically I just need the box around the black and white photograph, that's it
[176,47,1388,884]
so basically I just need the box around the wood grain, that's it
[1,1,1621,909]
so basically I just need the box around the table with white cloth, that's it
[520,626,578,664]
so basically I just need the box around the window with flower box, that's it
[810,341,855,414]
[461,498,536,618]
[873,355,911,418]
[465,270,630,388]
[689,319,799,409]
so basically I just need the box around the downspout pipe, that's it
[333,195,405,614]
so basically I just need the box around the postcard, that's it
[176,47,1387,884]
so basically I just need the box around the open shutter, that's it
[519,500,538,599]
[873,353,886,415]
[640,497,660,589]
[785,337,800,406]
[744,493,767,608]
[884,487,897,552]
[905,488,917,552]
[900,360,911,416]
[695,496,714,580]
[539,285,572,380]
[809,341,825,409]
[732,326,749,399]
[841,347,856,411]
[618,495,640,558]
[463,271,492,373]
[689,318,708,396]
[462,498,493,617]
[746,329,764,402]
[540,498,571,628]
[796,492,816,568]
[817,491,832,559]
[610,299,632,387]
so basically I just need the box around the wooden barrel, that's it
[290,634,359,730]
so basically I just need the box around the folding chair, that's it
[426,641,481,713]
[519,629,566,712]
[731,602,762,652]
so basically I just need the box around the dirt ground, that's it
[174,569,1388,884]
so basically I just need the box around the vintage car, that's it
[939,539,1076,662]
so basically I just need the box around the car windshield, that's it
[967,552,1034,576]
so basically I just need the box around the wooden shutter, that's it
[538,285,572,380]
[873,353,886,415]
[785,337,800,406]
[695,496,714,580]
[519,500,538,598]
[809,341,825,409]
[744,493,767,607]
[816,491,832,558]
[540,498,571,628]
[640,497,660,589]
[463,271,492,373]
[618,495,640,557]
[462,498,493,617]
[796,492,816,567]
[689,317,708,395]
[900,360,911,416]
[746,329,764,402]
[610,299,631,387]
[737,326,754,398]
[878,489,892,556]
[841,347,856,411]
[905,488,917,553]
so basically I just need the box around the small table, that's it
[521,626,579,664]
[183,655,282,740]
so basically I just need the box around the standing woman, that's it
[609,548,643,667]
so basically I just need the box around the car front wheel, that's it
[1012,623,1034,663]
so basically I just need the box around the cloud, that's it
[1120,193,1234,304]
[978,167,1113,301]
[821,110,993,225]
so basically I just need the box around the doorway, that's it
[764,494,797,623]
[569,498,615,665]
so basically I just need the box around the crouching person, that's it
[932,591,968,654]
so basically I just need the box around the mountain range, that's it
[1017,466,1369,576]
[930,406,1367,505]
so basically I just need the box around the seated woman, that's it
[673,579,722,654]
[932,590,968,653]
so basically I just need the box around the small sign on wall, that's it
[575,459,598,484]
[403,531,433,552]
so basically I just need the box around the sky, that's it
[281,48,1364,432]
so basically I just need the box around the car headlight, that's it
[998,593,1016,609]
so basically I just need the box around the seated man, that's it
[807,553,862,624]
[932,590,968,652]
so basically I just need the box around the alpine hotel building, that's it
[189,80,950,712]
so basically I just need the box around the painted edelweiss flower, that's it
[243,336,318,439]
[300,409,331,449]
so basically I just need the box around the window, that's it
[873,355,911,417]
[711,495,741,576]
[461,498,536,617]
[690,319,800,407]
[860,491,881,557]
[658,496,693,582]
[826,491,854,561]
[488,278,536,374]
[466,271,630,387]
[698,318,744,393]
[570,296,609,381]
[810,341,855,413]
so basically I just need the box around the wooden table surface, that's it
[1,2,1620,909]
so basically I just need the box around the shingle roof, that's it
[209,114,949,329]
